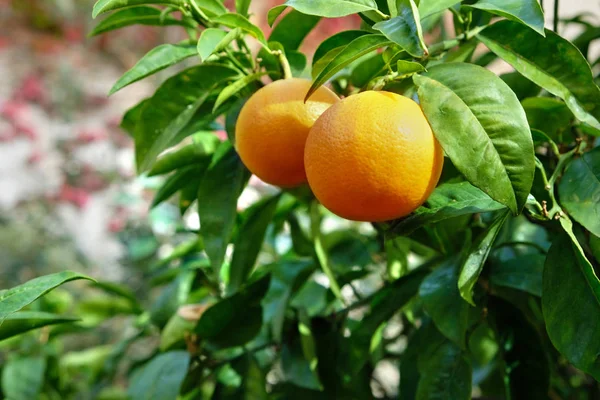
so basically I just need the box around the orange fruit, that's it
[235,78,339,187]
[304,91,444,222]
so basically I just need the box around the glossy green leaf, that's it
[418,0,460,20]
[490,253,544,297]
[478,20,600,128]
[213,72,266,112]
[467,0,545,36]
[419,258,470,347]
[396,59,426,75]
[0,312,78,341]
[307,34,393,100]
[269,10,321,51]
[414,63,534,214]
[542,227,600,381]
[193,0,227,17]
[267,5,288,27]
[592,234,600,263]
[148,136,220,176]
[558,146,600,237]
[236,0,251,16]
[500,71,541,100]
[89,7,191,37]
[522,97,573,141]
[196,275,270,348]
[198,144,249,276]
[0,271,93,324]
[151,165,202,208]
[227,195,281,294]
[373,0,426,57]
[212,13,269,49]
[197,28,227,61]
[149,270,195,328]
[389,182,505,236]
[1,356,46,400]
[121,98,149,136]
[269,0,378,19]
[350,54,386,88]
[134,65,238,172]
[458,210,509,305]
[92,0,185,18]
[128,351,190,400]
[313,30,370,65]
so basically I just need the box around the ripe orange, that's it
[235,78,339,187]
[304,91,444,222]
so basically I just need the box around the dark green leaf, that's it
[490,254,544,296]
[389,182,505,236]
[267,5,288,27]
[92,0,185,18]
[467,0,545,36]
[0,312,78,342]
[288,50,308,77]
[350,54,386,88]
[418,0,460,20]
[270,0,378,19]
[1,356,46,400]
[313,30,370,65]
[196,275,270,348]
[414,62,534,214]
[151,165,202,208]
[558,146,600,237]
[269,10,321,51]
[419,258,470,347]
[227,194,281,294]
[213,354,268,399]
[592,234,600,263]
[0,271,93,324]
[478,20,600,128]
[89,7,192,37]
[543,224,600,380]
[213,13,269,49]
[522,97,574,141]
[236,0,251,16]
[134,65,238,172]
[148,135,220,176]
[458,210,509,305]
[160,314,197,351]
[214,72,267,112]
[373,0,426,57]
[121,98,149,136]
[500,71,541,100]
[282,311,322,390]
[128,351,190,400]
[149,271,195,327]
[307,34,393,100]
[198,142,249,274]
[225,97,247,144]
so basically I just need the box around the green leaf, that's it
[121,98,149,136]
[196,275,270,348]
[89,7,191,37]
[396,59,426,75]
[267,5,287,27]
[307,34,393,100]
[92,0,185,18]
[263,260,314,341]
[416,324,472,400]
[388,182,506,236]
[0,271,93,324]
[0,311,78,342]
[128,351,190,400]
[350,54,386,88]
[269,10,321,51]
[227,194,281,294]
[149,271,195,328]
[347,269,429,374]
[282,311,322,390]
[373,0,427,57]
[419,258,470,347]
[134,65,239,172]
[467,0,545,36]
[193,0,227,17]
[414,63,534,214]
[213,72,267,112]
[490,254,544,296]
[522,97,574,141]
[542,226,600,381]
[91,281,141,309]
[558,146,600,237]
[1,356,46,400]
[458,210,509,305]
[197,28,227,62]
[500,71,541,100]
[212,13,269,49]
[313,30,370,65]
[198,142,249,275]
[236,0,251,16]
[148,135,220,176]
[478,20,600,128]
[160,313,196,351]
[270,0,378,19]
[151,165,203,208]
[418,0,460,20]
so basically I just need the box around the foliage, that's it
[2,0,600,398]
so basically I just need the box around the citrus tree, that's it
[2,0,600,398]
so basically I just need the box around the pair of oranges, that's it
[235,78,444,222]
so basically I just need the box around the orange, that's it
[235,78,339,187]
[304,91,444,222]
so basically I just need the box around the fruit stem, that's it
[310,201,347,305]
[271,49,293,79]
